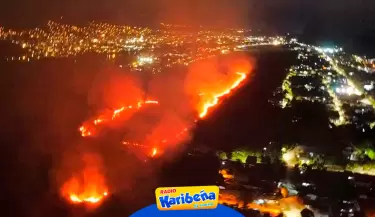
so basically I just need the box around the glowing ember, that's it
[61,154,109,206]
[112,107,125,120]
[78,99,159,137]
[151,147,158,157]
[144,100,159,104]
[69,192,107,204]
[199,72,247,118]
[219,190,245,208]
[219,169,234,180]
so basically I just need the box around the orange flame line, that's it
[78,100,159,137]
[69,191,108,204]
[199,72,247,118]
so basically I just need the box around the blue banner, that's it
[130,204,244,217]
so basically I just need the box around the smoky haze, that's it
[1,0,374,29]
[1,0,249,27]
[0,51,253,216]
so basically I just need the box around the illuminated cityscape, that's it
[274,43,375,130]
[2,21,373,130]
[2,20,375,217]
[1,21,375,156]
[0,21,284,66]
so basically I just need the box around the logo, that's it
[155,186,219,211]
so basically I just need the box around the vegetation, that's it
[280,69,296,108]
[216,143,375,176]
[346,162,375,175]
[351,142,375,161]
[366,149,375,160]
[217,149,262,164]
[216,151,227,160]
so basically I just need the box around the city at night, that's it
[1,1,375,217]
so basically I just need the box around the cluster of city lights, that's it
[0,21,288,69]
[277,43,375,129]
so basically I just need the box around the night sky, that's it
[0,0,373,28]
[1,0,375,54]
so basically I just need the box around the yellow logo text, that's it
[155,186,219,211]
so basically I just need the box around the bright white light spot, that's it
[364,84,374,91]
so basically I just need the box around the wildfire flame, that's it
[61,154,109,206]
[79,71,248,150]
[198,72,247,118]
[151,147,158,157]
[79,100,159,137]
[67,58,252,207]
[69,192,108,204]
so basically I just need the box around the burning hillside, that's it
[59,54,254,206]
[78,100,159,137]
[60,153,108,207]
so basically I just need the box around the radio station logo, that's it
[155,186,219,211]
